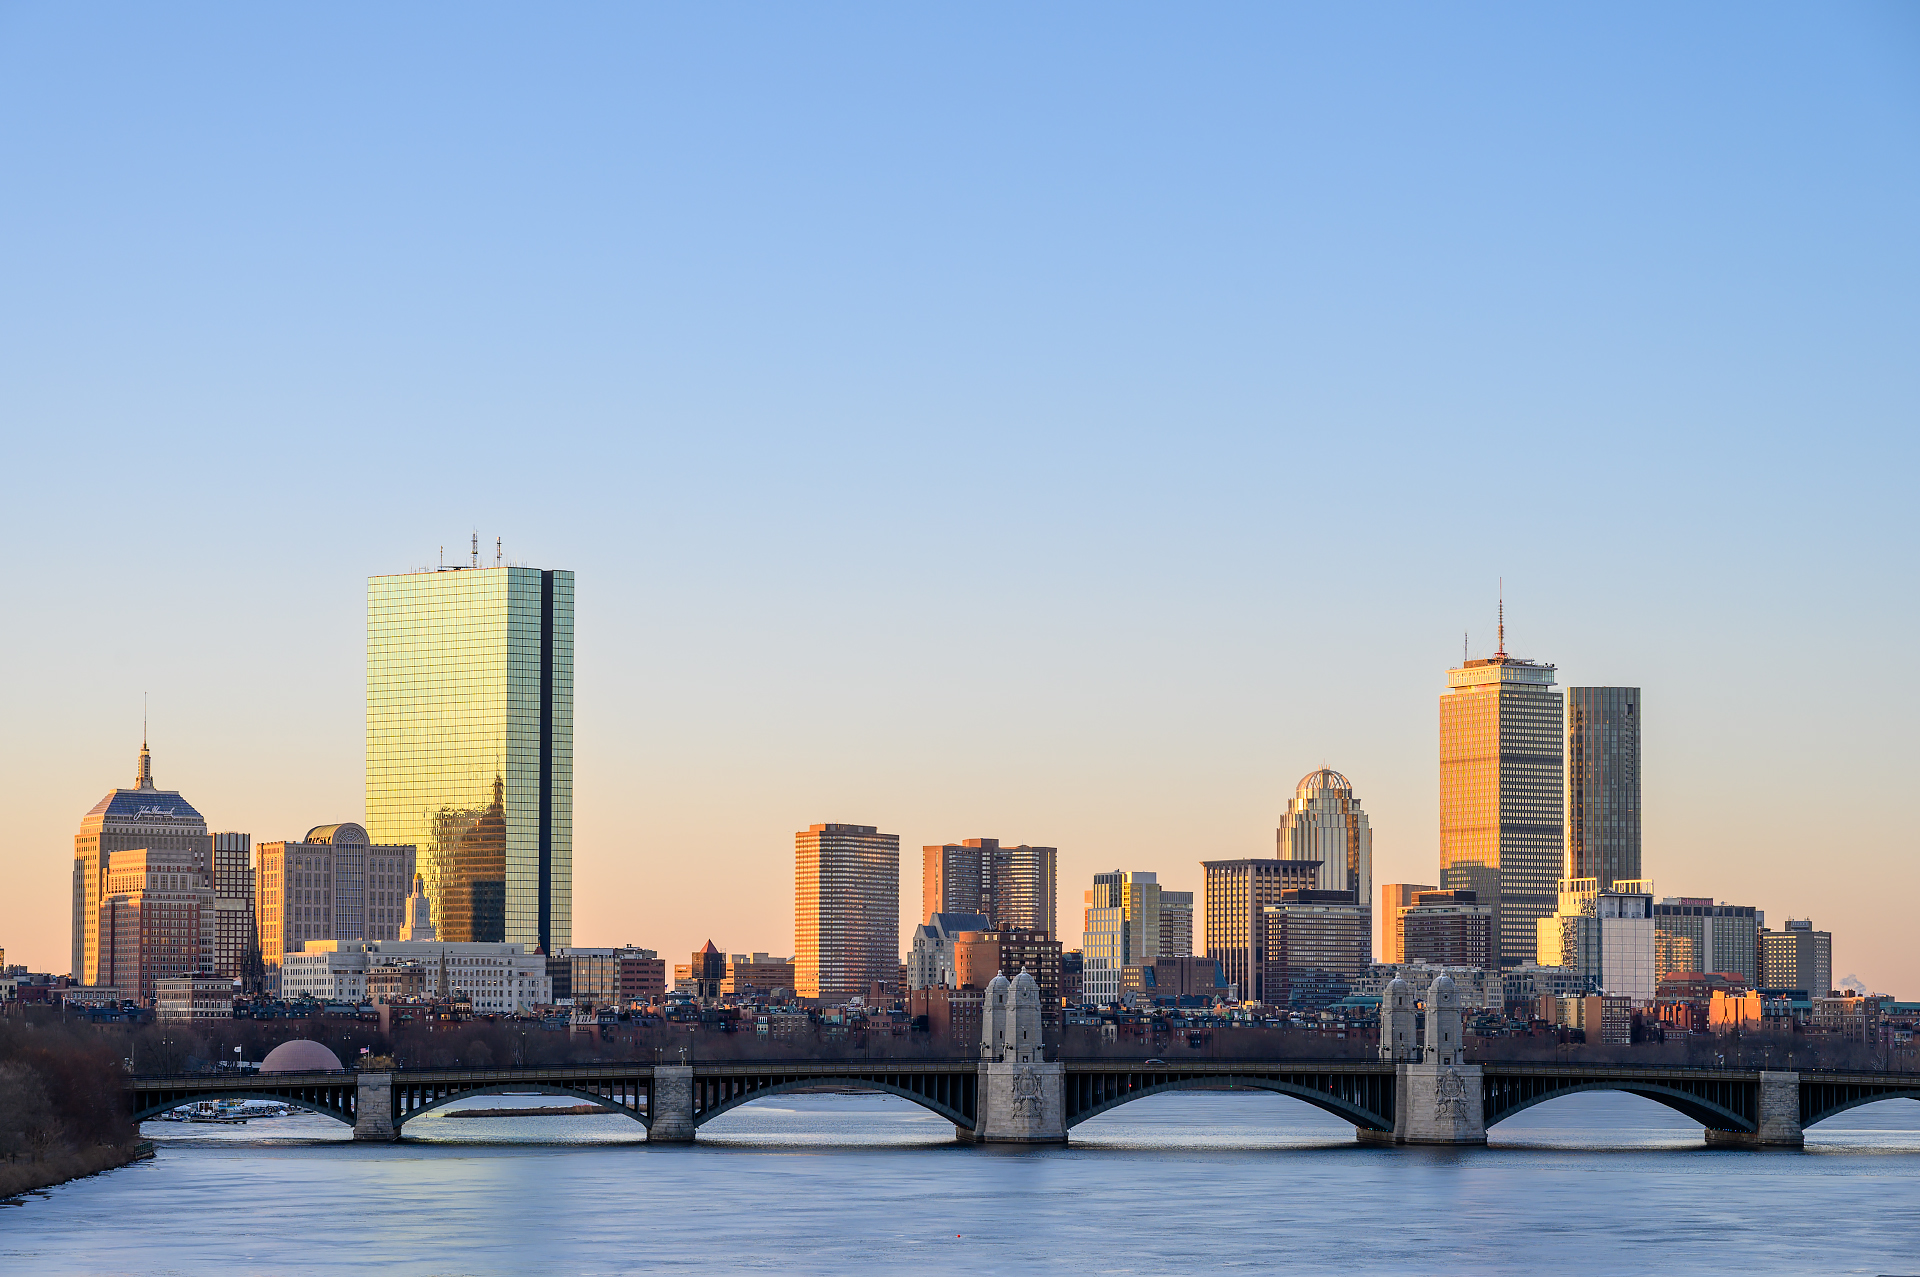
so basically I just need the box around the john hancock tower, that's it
[366,555,573,955]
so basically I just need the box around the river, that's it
[3,1090,1917,1274]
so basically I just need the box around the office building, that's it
[1159,891,1194,958]
[1761,919,1832,997]
[907,912,992,989]
[99,847,215,1004]
[1396,890,1493,969]
[1536,878,1655,1003]
[1122,956,1226,1006]
[953,930,1063,1009]
[366,559,574,956]
[155,974,236,1022]
[255,823,416,995]
[73,740,213,987]
[724,954,792,998]
[282,940,550,1012]
[1277,767,1374,905]
[1261,890,1371,1010]
[689,941,726,999]
[559,946,661,1006]
[1654,933,1697,982]
[794,823,899,1003]
[921,839,1057,935]
[1082,871,1161,1005]
[1378,883,1438,963]
[1565,687,1641,889]
[1653,897,1762,987]
[211,832,258,988]
[1440,616,1563,967]
[1202,858,1322,1003]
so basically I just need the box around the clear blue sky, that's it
[3,6,1915,989]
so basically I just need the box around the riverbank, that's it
[0,1141,150,1199]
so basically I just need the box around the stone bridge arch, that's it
[1483,1074,1755,1133]
[394,1083,651,1130]
[1063,1068,1395,1133]
[690,1069,977,1131]
[130,1087,358,1126]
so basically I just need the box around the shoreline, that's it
[0,1141,151,1200]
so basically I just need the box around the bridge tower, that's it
[969,970,1065,1143]
[1368,974,1488,1145]
[1379,976,1419,1062]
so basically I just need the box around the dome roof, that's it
[1295,767,1353,796]
[260,1040,345,1073]
[304,822,369,846]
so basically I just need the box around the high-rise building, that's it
[73,740,213,986]
[1159,891,1194,958]
[1565,687,1641,889]
[100,847,214,1003]
[211,832,258,988]
[1277,768,1373,905]
[1378,883,1438,963]
[1761,919,1832,996]
[1082,871,1161,1005]
[255,823,416,995]
[1396,890,1493,969]
[366,560,574,956]
[1202,858,1321,1003]
[1534,878,1655,1003]
[1653,897,1762,987]
[921,839,1057,935]
[1261,890,1371,1010]
[1440,615,1563,968]
[953,930,1063,1010]
[794,823,899,1003]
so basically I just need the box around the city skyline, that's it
[4,6,1914,994]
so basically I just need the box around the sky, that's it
[2,5,1916,992]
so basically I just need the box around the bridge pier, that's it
[966,1061,1065,1144]
[353,1072,397,1142]
[648,1065,696,1143]
[1359,1063,1486,1145]
[1704,1071,1803,1148]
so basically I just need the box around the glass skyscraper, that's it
[1564,686,1641,890]
[367,564,573,955]
[1440,631,1563,969]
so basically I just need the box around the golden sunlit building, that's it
[1440,612,1563,968]
[794,823,899,1003]
[366,557,573,956]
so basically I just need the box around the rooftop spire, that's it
[1496,579,1505,657]
[135,697,155,790]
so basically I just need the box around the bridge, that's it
[128,1059,1920,1148]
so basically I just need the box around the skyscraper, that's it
[1565,687,1641,889]
[366,560,573,955]
[794,823,899,1003]
[921,838,1057,935]
[1277,767,1374,910]
[73,740,213,987]
[212,832,259,987]
[1202,858,1321,1003]
[1082,870,1161,1005]
[1440,611,1563,968]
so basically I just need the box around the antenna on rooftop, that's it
[1463,632,1468,665]
[439,545,444,568]
[1497,578,1505,656]
[471,531,479,569]
[496,536,502,568]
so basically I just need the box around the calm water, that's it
[4,1089,1918,1275]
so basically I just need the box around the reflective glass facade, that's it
[367,566,573,955]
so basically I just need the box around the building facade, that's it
[1761,919,1832,996]
[906,912,992,990]
[921,839,1057,935]
[73,741,213,987]
[953,930,1063,1010]
[1564,687,1641,889]
[99,848,214,1004]
[1260,890,1371,1009]
[1537,878,1656,1002]
[1159,891,1194,958]
[1122,956,1225,1006]
[1082,871,1161,1006]
[1440,630,1563,968]
[723,954,792,998]
[155,974,236,1022]
[794,823,899,1003]
[1277,767,1374,905]
[366,562,574,956]
[255,823,416,994]
[212,832,259,988]
[1202,858,1321,1003]
[1396,890,1493,969]
[1378,883,1437,963]
[280,940,550,1012]
[1653,897,1762,986]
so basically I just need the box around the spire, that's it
[135,738,154,791]
[1496,579,1506,657]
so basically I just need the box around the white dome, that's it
[259,1040,345,1073]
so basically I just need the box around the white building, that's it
[281,939,551,1013]
[1535,878,1655,1004]
[1277,768,1373,905]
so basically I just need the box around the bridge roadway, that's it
[128,1059,1920,1148]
